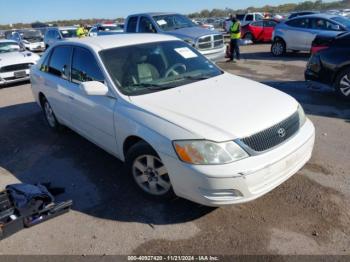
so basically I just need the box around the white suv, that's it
[30,34,315,206]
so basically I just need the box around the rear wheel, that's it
[271,39,286,56]
[244,32,254,42]
[41,96,62,131]
[126,141,174,199]
[335,68,350,100]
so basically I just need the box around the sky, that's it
[0,0,331,24]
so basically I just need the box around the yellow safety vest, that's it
[77,27,86,38]
[230,22,241,39]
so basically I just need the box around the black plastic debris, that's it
[0,183,72,240]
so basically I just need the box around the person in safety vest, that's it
[226,15,241,62]
[77,24,88,38]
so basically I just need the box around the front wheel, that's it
[271,40,286,56]
[126,141,174,199]
[335,68,350,100]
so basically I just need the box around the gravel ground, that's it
[0,44,349,255]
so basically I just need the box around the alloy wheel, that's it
[132,155,171,196]
[339,73,350,97]
[44,101,56,128]
[272,42,284,56]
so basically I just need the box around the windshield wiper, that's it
[130,83,175,91]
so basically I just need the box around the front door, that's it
[67,46,118,156]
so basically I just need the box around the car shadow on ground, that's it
[241,51,310,62]
[264,80,350,121]
[0,102,215,226]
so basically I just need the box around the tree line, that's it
[188,0,350,18]
[1,0,349,30]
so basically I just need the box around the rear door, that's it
[41,45,73,125]
[284,17,312,51]
[249,21,264,40]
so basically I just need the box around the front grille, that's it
[241,111,300,152]
[0,63,32,73]
[197,34,224,50]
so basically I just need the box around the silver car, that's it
[271,14,350,56]
[44,27,77,48]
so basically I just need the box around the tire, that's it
[244,32,254,42]
[41,96,62,131]
[125,141,174,200]
[335,68,350,100]
[271,39,286,56]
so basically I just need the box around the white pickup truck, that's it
[225,13,265,32]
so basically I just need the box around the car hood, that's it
[129,73,298,141]
[0,51,39,67]
[166,26,221,41]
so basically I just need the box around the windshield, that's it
[153,14,197,31]
[0,42,20,53]
[21,30,42,39]
[100,41,222,95]
[59,29,77,38]
[98,25,123,31]
[331,16,350,29]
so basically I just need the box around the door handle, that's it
[68,95,75,100]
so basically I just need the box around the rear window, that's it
[126,17,138,33]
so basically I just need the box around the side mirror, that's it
[80,81,109,96]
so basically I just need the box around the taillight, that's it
[311,45,329,55]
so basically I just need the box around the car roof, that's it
[60,33,179,51]
[128,12,178,17]
[0,39,17,43]
[48,26,77,30]
[292,13,341,19]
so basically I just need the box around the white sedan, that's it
[30,34,315,206]
[0,40,40,86]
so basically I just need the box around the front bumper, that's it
[0,70,30,86]
[305,68,320,82]
[199,45,226,62]
[160,119,315,207]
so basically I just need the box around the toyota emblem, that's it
[278,128,286,138]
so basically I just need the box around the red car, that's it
[241,19,280,43]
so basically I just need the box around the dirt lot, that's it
[0,44,349,255]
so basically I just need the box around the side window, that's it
[264,20,277,27]
[246,15,254,21]
[286,18,310,28]
[47,46,72,79]
[312,19,341,31]
[139,17,156,33]
[251,21,263,27]
[126,17,138,33]
[71,47,104,84]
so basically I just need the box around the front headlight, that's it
[173,140,249,165]
[298,104,306,127]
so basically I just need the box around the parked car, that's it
[0,40,40,86]
[241,19,280,42]
[271,14,350,56]
[288,11,319,19]
[305,32,350,100]
[30,34,315,206]
[88,23,124,37]
[0,31,5,39]
[224,13,265,32]
[124,13,225,61]
[8,29,45,52]
[44,27,77,48]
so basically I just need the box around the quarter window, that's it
[71,47,104,84]
[47,46,72,79]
